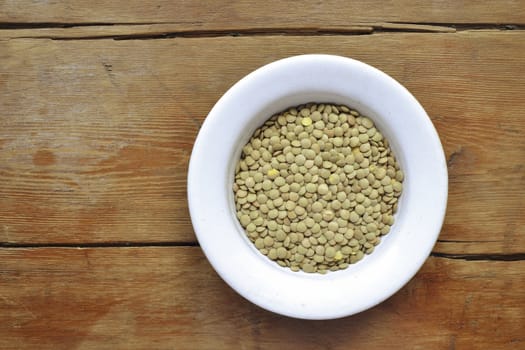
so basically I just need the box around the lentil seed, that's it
[234,103,403,273]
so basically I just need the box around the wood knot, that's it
[33,149,56,166]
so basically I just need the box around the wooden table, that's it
[1,2,524,349]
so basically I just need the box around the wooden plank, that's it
[0,22,461,40]
[1,32,524,252]
[0,247,523,349]
[0,24,374,40]
[1,1,525,25]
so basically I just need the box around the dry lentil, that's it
[234,102,403,273]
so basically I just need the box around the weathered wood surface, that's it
[0,248,523,350]
[1,3,524,349]
[1,32,524,253]
[0,22,463,40]
[1,0,525,25]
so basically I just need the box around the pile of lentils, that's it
[234,103,403,273]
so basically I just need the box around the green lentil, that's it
[234,102,403,273]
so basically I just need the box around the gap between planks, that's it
[0,241,199,248]
[0,22,523,40]
[0,242,523,261]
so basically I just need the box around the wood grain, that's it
[0,23,374,40]
[2,4,524,349]
[1,32,524,252]
[1,1,525,25]
[0,247,523,350]
[0,22,460,41]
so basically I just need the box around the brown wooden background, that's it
[1,2,524,349]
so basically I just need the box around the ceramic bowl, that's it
[187,54,447,319]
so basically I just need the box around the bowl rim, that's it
[188,54,448,319]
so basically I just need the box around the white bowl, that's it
[187,54,447,320]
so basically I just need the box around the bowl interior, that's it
[188,54,447,319]
[227,92,408,278]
